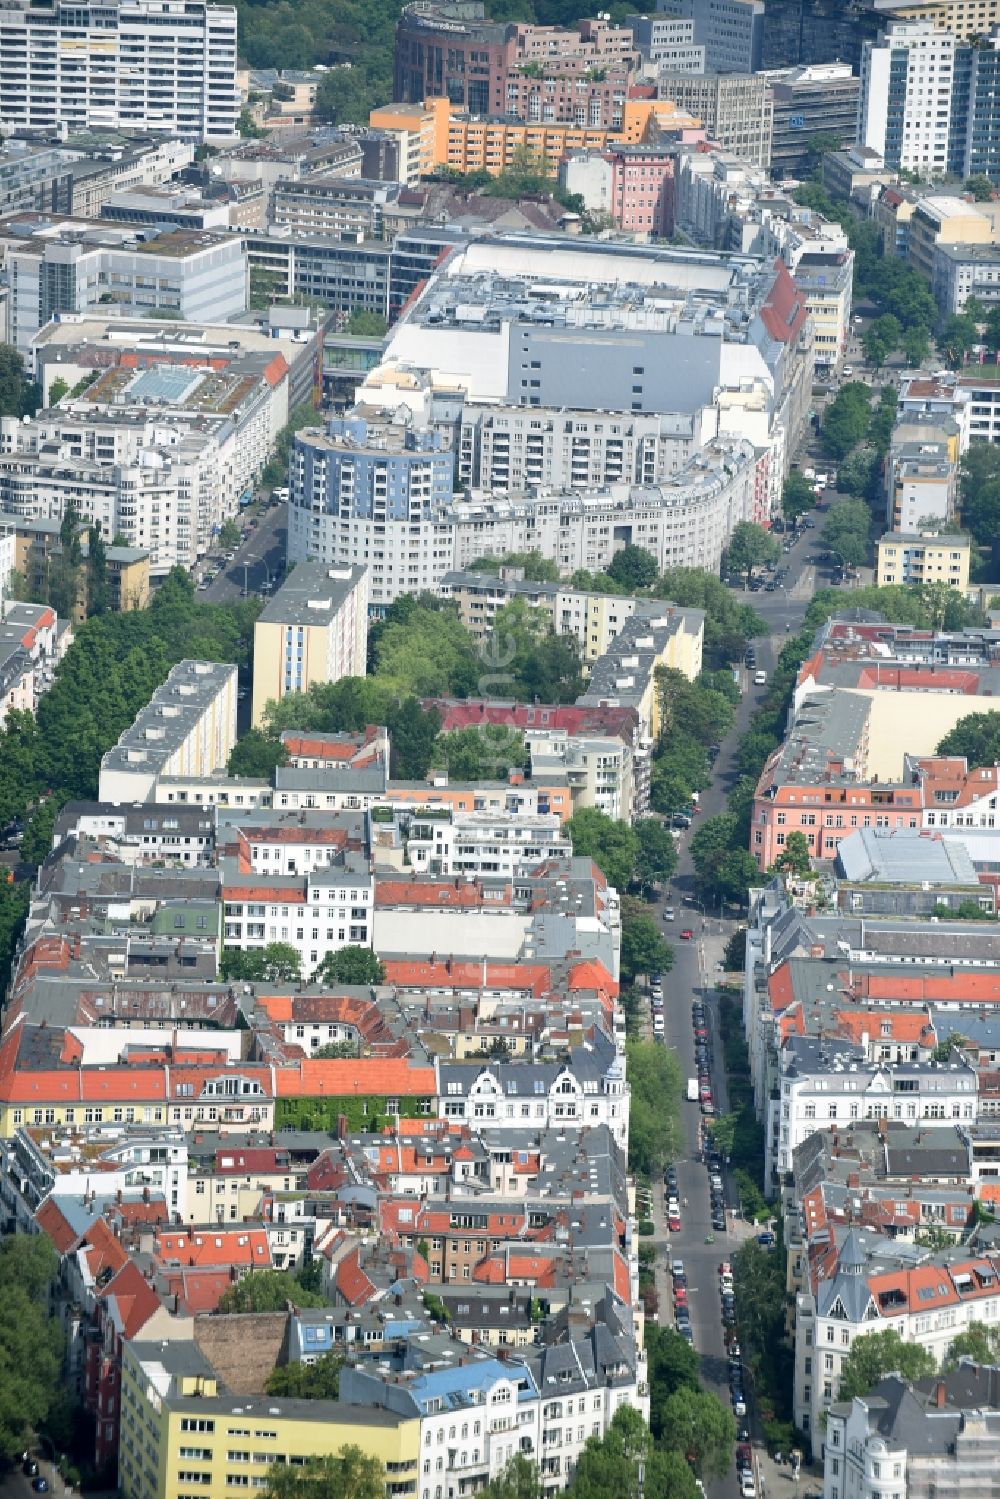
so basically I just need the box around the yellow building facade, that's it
[875,531,971,592]
[120,1339,420,1499]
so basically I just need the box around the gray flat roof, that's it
[257,561,368,628]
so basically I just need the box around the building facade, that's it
[0,0,239,143]
[251,562,369,728]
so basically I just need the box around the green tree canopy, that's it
[823,498,871,570]
[477,1456,542,1499]
[651,568,763,667]
[432,724,525,780]
[488,597,583,703]
[565,1405,698,1499]
[467,551,560,583]
[821,383,873,460]
[228,728,289,779]
[658,1386,736,1479]
[0,1236,63,1462]
[838,1329,936,1402]
[620,911,673,986]
[218,1270,329,1315]
[946,1321,1000,1368]
[263,1445,387,1499]
[313,946,385,987]
[937,710,1000,767]
[566,806,639,891]
[219,518,242,552]
[773,829,812,877]
[221,942,301,983]
[265,1351,344,1400]
[626,1039,682,1175]
[635,816,679,890]
[782,471,817,522]
[725,521,781,584]
[605,543,659,590]
[0,342,40,418]
[939,314,979,370]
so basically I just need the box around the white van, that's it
[754,669,767,686]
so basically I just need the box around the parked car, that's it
[663,906,675,921]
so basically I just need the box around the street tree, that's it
[902,324,931,367]
[782,471,817,522]
[725,522,781,586]
[634,817,678,890]
[938,313,979,369]
[821,383,872,460]
[620,911,673,985]
[477,1457,542,1499]
[823,499,871,570]
[219,518,242,552]
[838,1329,936,1401]
[0,1236,63,1462]
[566,806,639,892]
[659,1386,736,1479]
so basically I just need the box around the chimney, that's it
[935,1381,947,1409]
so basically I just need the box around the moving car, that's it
[663,906,675,921]
[754,670,767,686]
[680,928,694,940]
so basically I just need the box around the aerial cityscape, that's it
[6,0,1000,1497]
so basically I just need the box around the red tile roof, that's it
[35,1197,80,1253]
[101,1259,164,1339]
[273,1058,436,1098]
[154,1227,271,1268]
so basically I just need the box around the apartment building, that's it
[871,0,1000,42]
[875,531,971,589]
[0,405,249,577]
[933,241,1000,316]
[0,513,149,620]
[119,1339,420,1499]
[0,214,246,355]
[858,21,958,175]
[393,6,637,114]
[403,809,570,879]
[440,568,666,664]
[369,95,698,181]
[883,442,957,531]
[906,196,993,280]
[655,70,773,166]
[458,403,711,494]
[827,1369,1000,1499]
[251,562,369,728]
[958,366,1000,443]
[99,660,238,803]
[951,28,1000,182]
[526,731,637,821]
[770,1035,978,1185]
[0,0,239,143]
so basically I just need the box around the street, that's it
[641,407,859,1499]
[201,501,288,602]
